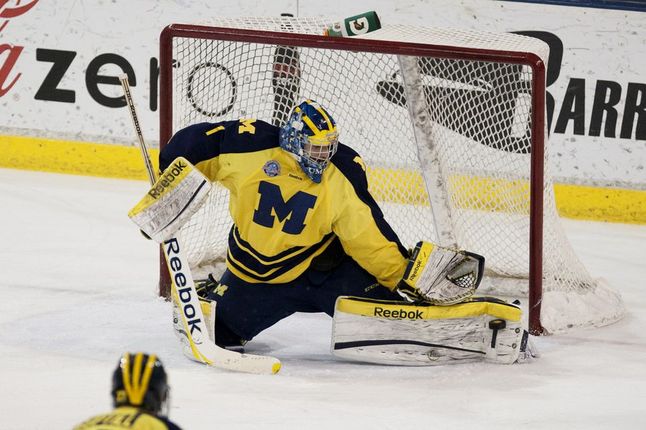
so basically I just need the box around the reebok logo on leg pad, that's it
[373,307,424,319]
[332,296,532,366]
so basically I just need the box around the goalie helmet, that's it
[111,352,170,416]
[279,99,339,183]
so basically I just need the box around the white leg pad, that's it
[332,296,533,366]
[172,296,217,362]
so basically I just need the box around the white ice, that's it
[1,168,645,429]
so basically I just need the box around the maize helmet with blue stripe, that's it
[279,100,339,183]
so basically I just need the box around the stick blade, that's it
[200,344,281,374]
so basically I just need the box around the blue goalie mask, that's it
[279,100,339,183]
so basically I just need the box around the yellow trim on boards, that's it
[553,183,646,224]
[1,134,644,224]
[0,135,158,180]
[367,167,646,224]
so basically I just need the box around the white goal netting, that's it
[160,17,624,334]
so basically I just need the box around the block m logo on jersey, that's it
[253,181,316,234]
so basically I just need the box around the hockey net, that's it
[159,17,624,334]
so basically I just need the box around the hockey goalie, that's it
[130,99,537,367]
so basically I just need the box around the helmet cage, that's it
[301,129,338,172]
[279,100,339,183]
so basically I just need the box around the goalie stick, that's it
[119,74,281,375]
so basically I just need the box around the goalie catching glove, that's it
[128,157,211,243]
[397,241,485,305]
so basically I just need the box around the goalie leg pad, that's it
[128,157,212,243]
[172,289,217,362]
[173,277,248,358]
[331,296,533,366]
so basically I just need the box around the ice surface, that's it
[1,168,645,429]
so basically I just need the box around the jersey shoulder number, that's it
[330,143,369,190]
[161,120,279,170]
[219,119,280,154]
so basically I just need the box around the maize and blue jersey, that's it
[160,119,408,289]
[73,406,182,430]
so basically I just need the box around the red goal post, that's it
[158,18,624,335]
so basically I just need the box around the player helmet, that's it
[279,99,339,183]
[111,352,170,416]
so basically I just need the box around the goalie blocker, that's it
[332,296,537,365]
[128,157,212,243]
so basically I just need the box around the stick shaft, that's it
[119,74,157,185]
